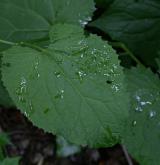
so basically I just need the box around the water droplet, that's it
[34,58,40,78]
[149,111,156,118]
[79,19,88,27]
[104,73,110,76]
[76,71,86,82]
[132,120,137,126]
[135,106,143,112]
[55,90,65,99]
[29,101,33,111]
[26,101,35,117]
[80,54,84,58]
[134,93,153,112]
[111,84,120,92]
[55,71,61,78]
[16,77,27,102]
[136,95,141,102]
[24,111,29,117]
[140,101,152,106]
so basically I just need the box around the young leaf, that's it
[90,0,160,66]
[0,0,94,47]
[124,66,160,165]
[2,24,129,147]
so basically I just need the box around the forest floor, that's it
[0,108,139,165]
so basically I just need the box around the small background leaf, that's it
[90,0,160,67]
[124,66,160,165]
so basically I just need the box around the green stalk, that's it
[0,39,17,46]
[108,41,143,66]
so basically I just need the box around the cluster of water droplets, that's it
[55,89,65,99]
[16,77,27,103]
[111,84,121,92]
[54,71,61,78]
[24,100,34,118]
[78,15,92,27]
[15,77,35,117]
[34,57,40,78]
[132,90,159,127]
[134,94,152,112]
[69,40,122,90]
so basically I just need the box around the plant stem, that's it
[0,38,144,68]
[0,39,45,52]
[19,42,45,52]
[121,145,133,165]
[0,39,16,46]
[108,41,143,66]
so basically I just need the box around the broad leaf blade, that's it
[0,0,95,50]
[2,24,129,147]
[90,0,160,66]
[124,66,160,165]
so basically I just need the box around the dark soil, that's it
[0,108,139,165]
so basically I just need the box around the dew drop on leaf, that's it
[75,71,86,82]
[132,120,137,126]
[29,101,33,111]
[149,111,156,118]
[55,90,65,99]
[111,84,120,92]
[15,77,27,103]
[79,20,88,27]
[134,93,153,112]
[34,57,40,78]
[54,71,61,78]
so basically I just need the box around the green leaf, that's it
[0,54,13,107]
[124,66,160,165]
[90,0,160,66]
[1,157,20,165]
[0,0,95,50]
[2,24,129,147]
